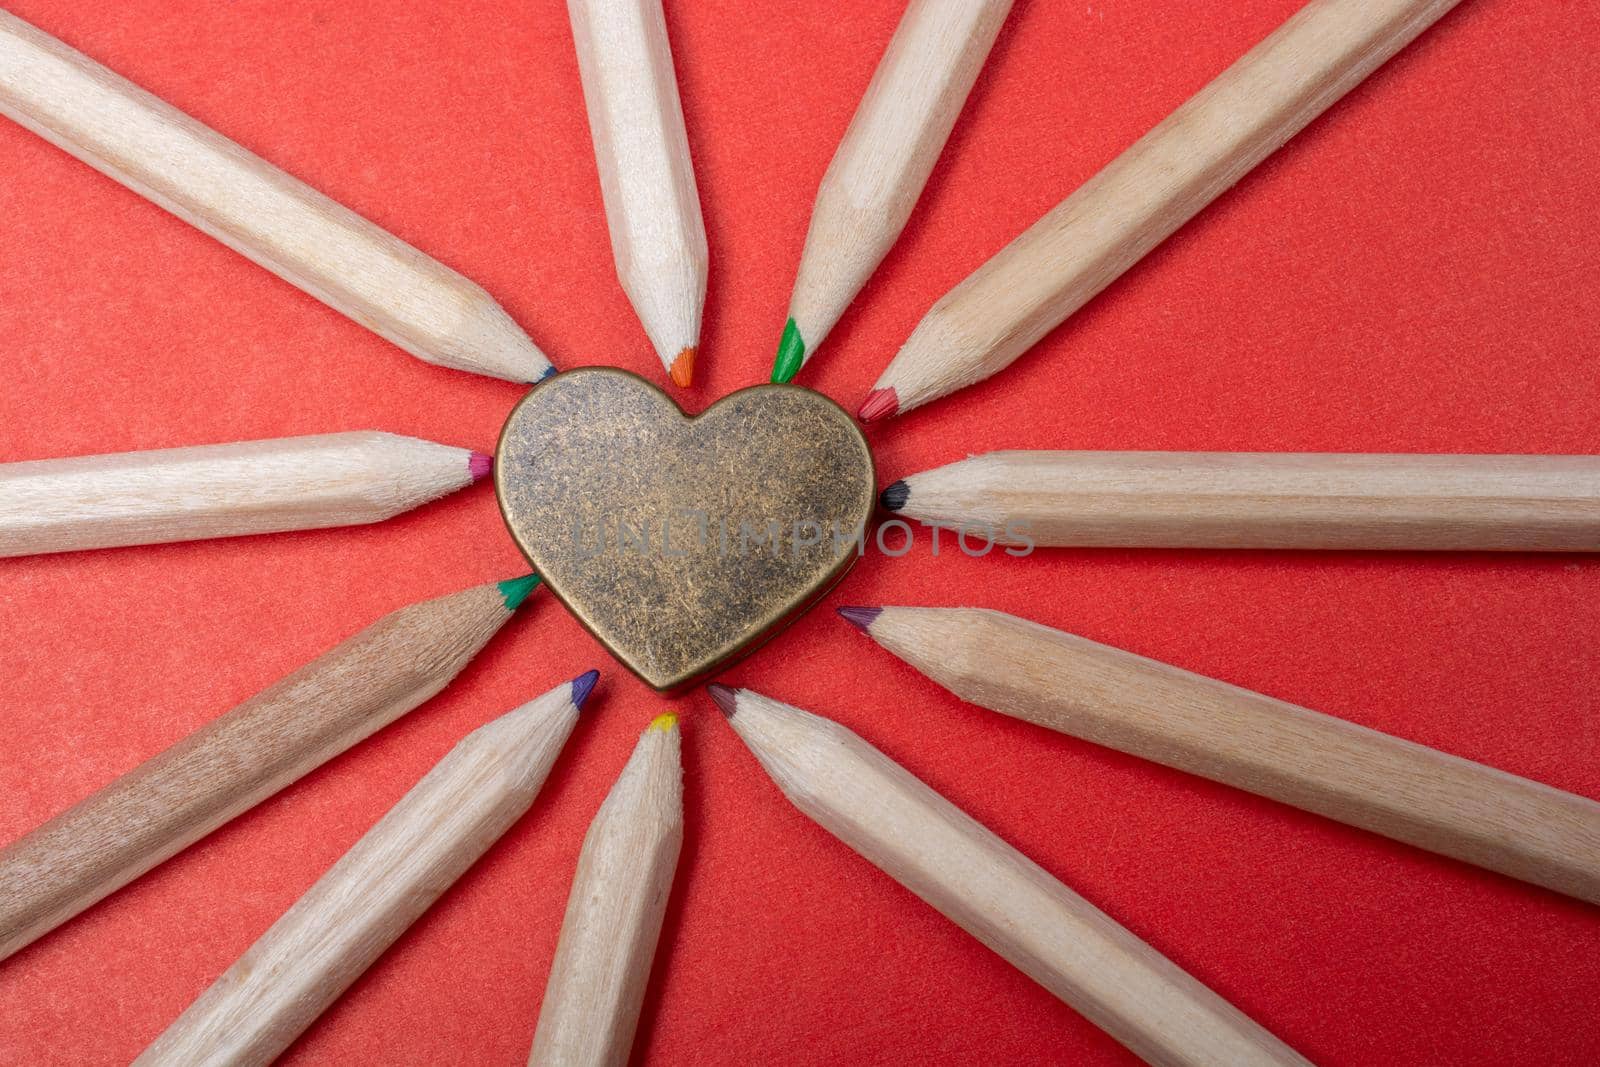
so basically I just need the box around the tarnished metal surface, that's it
[495,368,875,690]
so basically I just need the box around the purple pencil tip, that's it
[836,606,881,633]
[706,684,738,719]
[570,669,599,710]
[468,451,493,482]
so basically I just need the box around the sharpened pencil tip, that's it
[836,606,881,633]
[469,452,493,482]
[879,480,909,512]
[706,684,738,719]
[497,573,541,610]
[535,364,558,383]
[650,712,678,733]
[771,319,805,383]
[669,347,696,388]
[570,669,600,710]
[857,387,898,422]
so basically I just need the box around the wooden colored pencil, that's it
[0,431,494,558]
[568,0,706,387]
[858,0,1463,420]
[771,0,1014,383]
[710,685,1309,1067]
[842,606,1600,905]
[0,10,554,383]
[879,450,1600,552]
[0,575,543,963]
[529,713,683,1067]
[136,672,595,1067]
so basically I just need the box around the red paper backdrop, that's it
[3,1,1598,1063]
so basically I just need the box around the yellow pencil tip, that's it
[649,712,678,733]
[669,347,695,388]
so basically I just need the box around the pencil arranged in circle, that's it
[771,0,1014,383]
[567,0,707,387]
[136,672,596,1067]
[710,685,1310,1067]
[0,11,554,383]
[0,431,494,558]
[529,713,683,1067]
[859,0,1463,420]
[842,606,1600,905]
[879,450,1600,552]
[0,574,543,963]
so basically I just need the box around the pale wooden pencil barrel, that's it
[0,11,550,382]
[0,431,479,557]
[785,0,1013,358]
[530,717,682,1067]
[568,0,706,378]
[726,690,1307,1066]
[138,682,580,1066]
[876,0,1461,412]
[894,451,1600,551]
[870,608,1600,904]
[0,582,515,962]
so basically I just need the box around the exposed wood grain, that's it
[719,687,1309,1067]
[780,0,1013,374]
[867,0,1462,416]
[136,678,584,1066]
[0,431,486,557]
[568,0,706,385]
[889,450,1600,551]
[0,10,553,382]
[859,607,1600,904]
[0,578,534,962]
[529,714,682,1067]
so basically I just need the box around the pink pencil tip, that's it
[857,387,898,422]
[706,684,738,719]
[469,452,493,482]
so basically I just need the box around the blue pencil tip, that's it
[570,669,599,710]
[878,480,909,512]
[536,365,558,383]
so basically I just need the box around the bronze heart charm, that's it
[494,368,875,690]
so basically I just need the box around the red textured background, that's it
[3,1,1598,1063]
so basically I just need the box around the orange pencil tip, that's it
[669,347,696,388]
[857,387,898,422]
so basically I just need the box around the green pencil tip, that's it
[497,573,541,611]
[771,319,805,383]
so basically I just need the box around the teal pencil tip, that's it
[771,319,805,383]
[497,573,541,611]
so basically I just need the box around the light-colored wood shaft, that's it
[568,0,706,378]
[724,689,1308,1067]
[893,451,1600,551]
[0,431,483,557]
[0,580,526,962]
[137,680,583,1067]
[529,714,683,1067]
[865,607,1600,905]
[786,0,1013,360]
[872,0,1462,414]
[0,11,552,382]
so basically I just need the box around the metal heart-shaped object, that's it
[495,368,875,690]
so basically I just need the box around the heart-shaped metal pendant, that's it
[495,368,875,690]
